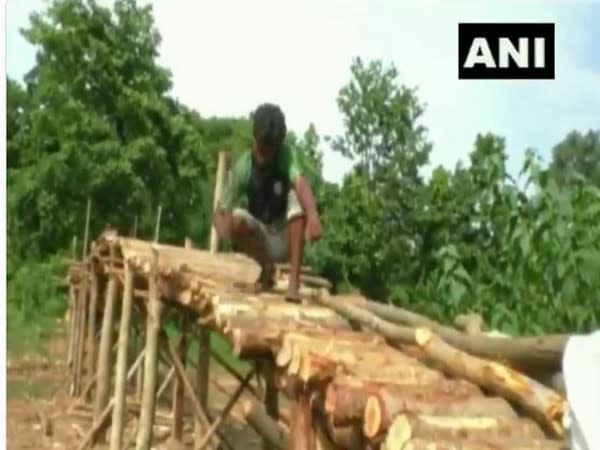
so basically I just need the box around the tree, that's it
[548,129,600,188]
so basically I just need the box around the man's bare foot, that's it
[285,283,302,303]
[252,263,275,293]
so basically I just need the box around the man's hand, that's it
[305,212,322,243]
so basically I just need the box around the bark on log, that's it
[210,297,351,331]
[381,415,568,450]
[328,423,365,450]
[324,376,483,426]
[414,328,566,438]
[242,400,289,450]
[455,313,485,335]
[352,296,568,372]
[364,394,518,438]
[289,390,316,450]
[368,412,545,442]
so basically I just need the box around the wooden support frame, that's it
[94,273,118,443]
[109,260,135,449]
[135,248,163,450]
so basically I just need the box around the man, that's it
[213,103,322,302]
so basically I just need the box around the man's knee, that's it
[214,211,255,241]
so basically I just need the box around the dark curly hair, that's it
[252,103,287,148]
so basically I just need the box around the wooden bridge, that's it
[64,229,571,450]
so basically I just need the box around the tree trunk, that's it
[349,296,568,372]
[414,328,567,438]
[324,375,482,427]
[364,394,518,438]
[370,412,545,443]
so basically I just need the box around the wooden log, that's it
[85,268,99,383]
[455,313,485,334]
[275,331,386,369]
[367,412,545,442]
[94,275,118,442]
[414,328,567,437]
[364,392,518,438]
[211,297,350,331]
[242,400,289,450]
[135,249,163,450]
[324,375,483,426]
[171,317,187,442]
[329,423,364,450]
[356,296,568,372]
[109,261,135,449]
[382,415,567,450]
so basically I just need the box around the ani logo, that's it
[273,181,283,196]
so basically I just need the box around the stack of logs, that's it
[65,231,572,450]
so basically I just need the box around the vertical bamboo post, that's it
[94,272,118,442]
[69,286,81,395]
[67,284,77,370]
[82,197,91,259]
[262,358,279,450]
[86,266,99,384]
[135,320,144,401]
[66,236,78,371]
[135,247,163,450]
[74,283,88,396]
[209,150,230,253]
[109,260,135,449]
[171,316,187,442]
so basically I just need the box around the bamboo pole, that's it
[171,317,187,442]
[195,368,255,449]
[109,261,135,449]
[74,283,88,396]
[94,274,117,442]
[82,197,91,259]
[135,247,163,450]
[156,366,175,399]
[67,284,77,371]
[262,358,279,450]
[135,318,144,402]
[160,332,220,449]
[209,150,230,253]
[77,350,145,450]
[85,268,99,385]
[191,231,213,449]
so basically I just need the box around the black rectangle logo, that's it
[458,23,555,79]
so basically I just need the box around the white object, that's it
[562,330,600,450]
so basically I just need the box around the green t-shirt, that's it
[218,145,303,211]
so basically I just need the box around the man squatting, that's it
[213,103,323,302]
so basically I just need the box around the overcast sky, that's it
[6,0,600,183]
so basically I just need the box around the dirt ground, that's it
[7,332,277,450]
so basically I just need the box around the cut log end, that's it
[415,327,433,347]
[383,415,412,450]
[363,396,382,438]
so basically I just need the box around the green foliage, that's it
[7,1,599,344]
